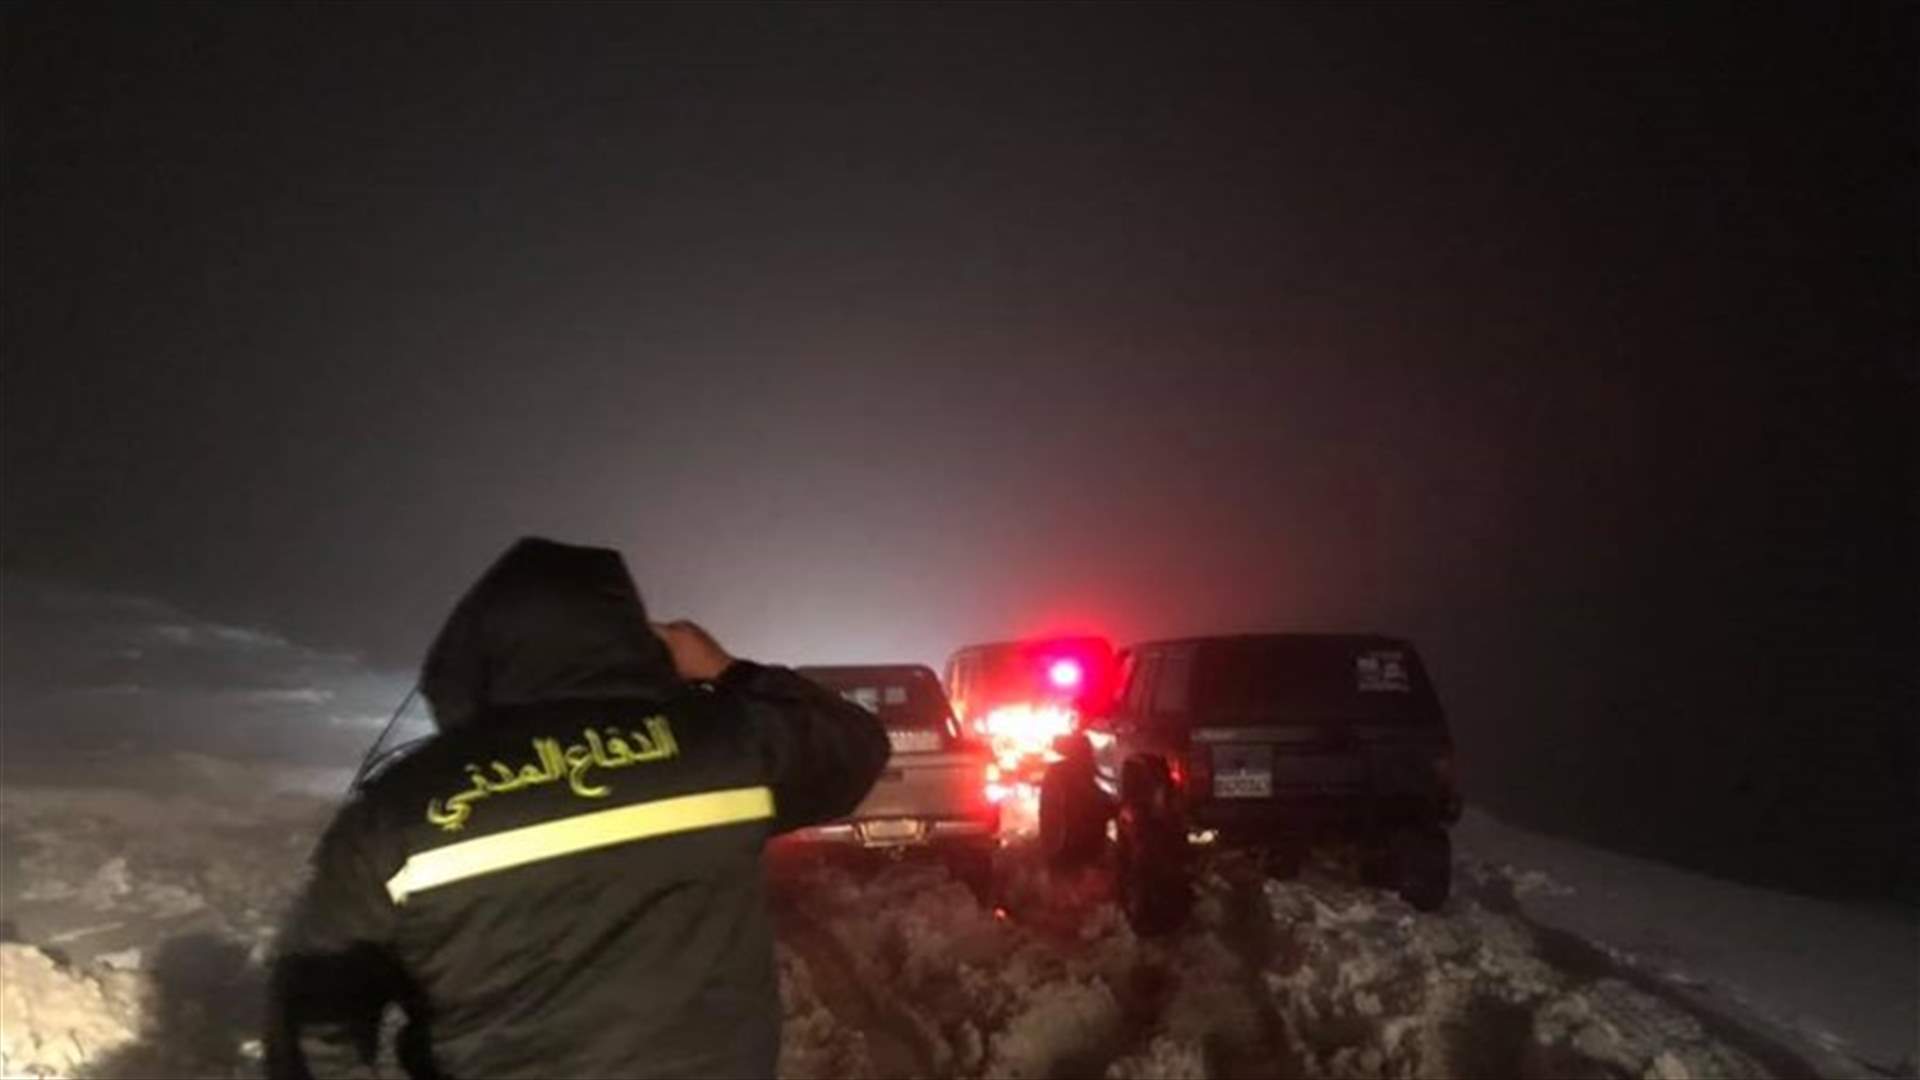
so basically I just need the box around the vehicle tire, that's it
[1040,759,1108,869]
[1386,826,1451,912]
[945,842,998,907]
[1115,781,1191,936]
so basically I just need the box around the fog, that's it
[3,3,1912,908]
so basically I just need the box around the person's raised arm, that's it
[654,620,890,833]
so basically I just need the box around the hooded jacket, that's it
[267,538,890,1079]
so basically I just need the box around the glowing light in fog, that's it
[981,702,1077,767]
[1047,658,1083,688]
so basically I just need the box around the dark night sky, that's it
[3,5,1913,894]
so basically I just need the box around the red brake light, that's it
[1047,658,1083,689]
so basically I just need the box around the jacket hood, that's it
[421,537,677,730]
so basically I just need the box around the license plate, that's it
[887,729,942,754]
[1212,744,1273,799]
[859,819,924,844]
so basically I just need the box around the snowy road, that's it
[0,765,1909,1079]
[766,837,1845,1080]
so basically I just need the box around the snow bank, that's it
[1456,807,1917,1074]
[777,943,875,1079]
[2,778,325,966]
[775,855,1136,1079]
[769,836,1830,1080]
[0,772,1873,1080]
[0,938,264,1080]
[0,770,315,1078]
[1257,870,1776,1079]
[1102,1035,1209,1079]
[0,944,146,1078]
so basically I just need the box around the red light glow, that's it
[1047,658,1084,688]
[981,702,1077,769]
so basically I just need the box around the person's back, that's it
[267,537,890,1079]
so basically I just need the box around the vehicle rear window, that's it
[958,637,1116,714]
[802,669,953,730]
[1191,640,1439,723]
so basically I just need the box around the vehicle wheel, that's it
[1386,826,1451,912]
[945,842,998,907]
[1116,797,1191,936]
[1040,759,1109,869]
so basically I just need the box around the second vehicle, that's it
[1041,634,1462,933]
[785,664,1001,901]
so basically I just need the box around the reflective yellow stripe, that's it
[386,786,774,904]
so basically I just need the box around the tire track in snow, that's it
[774,840,1823,1080]
[1203,864,1309,1079]
[774,902,936,1079]
[1469,873,1824,1080]
[997,842,1302,1079]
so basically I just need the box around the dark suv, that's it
[1040,634,1461,932]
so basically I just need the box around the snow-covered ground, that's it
[769,834,1895,1080]
[1455,810,1916,1077]
[1,761,1911,1079]
[0,760,329,1078]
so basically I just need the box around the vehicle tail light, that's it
[1047,658,1084,689]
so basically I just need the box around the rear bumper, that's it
[786,813,1000,850]
[1188,793,1455,837]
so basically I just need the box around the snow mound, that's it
[983,975,1121,1079]
[2,789,314,965]
[0,944,146,1078]
[771,842,1797,1079]
[1258,874,1772,1079]
[1457,809,1915,1075]
[1103,1035,1210,1079]
[1533,979,1767,1080]
[776,848,1316,1080]
[777,943,874,1079]
[776,854,1140,1079]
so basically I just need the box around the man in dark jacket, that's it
[266,537,890,1079]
